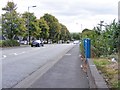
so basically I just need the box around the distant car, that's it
[20,40,28,45]
[31,40,44,47]
[67,40,70,44]
[73,40,79,44]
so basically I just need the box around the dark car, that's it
[31,40,44,47]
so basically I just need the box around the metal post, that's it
[27,6,36,45]
[28,6,29,45]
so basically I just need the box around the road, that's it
[2,44,75,88]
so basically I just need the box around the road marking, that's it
[14,53,18,55]
[2,55,7,59]
[65,53,71,56]
[41,47,46,48]
[18,51,25,55]
[3,55,7,58]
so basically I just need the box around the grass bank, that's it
[93,58,119,89]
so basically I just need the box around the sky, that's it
[0,0,119,32]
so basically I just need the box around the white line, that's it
[41,47,46,48]
[14,53,18,55]
[3,55,7,58]
[65,53,71,56]
[2,55,7,59]
[18,52,25,55]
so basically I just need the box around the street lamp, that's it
[98,21,104,31]
[27,5,36,45]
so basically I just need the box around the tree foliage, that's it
[2,1,26,39]
[38,18,49,40]
[2,2,71,43]
[71,32,81,40]
[81,19,119,57]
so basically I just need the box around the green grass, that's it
[93,58,119,88]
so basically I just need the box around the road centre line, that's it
[14,53,18,55]
[3,47,46,58]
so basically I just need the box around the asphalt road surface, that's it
[2,44,74,88]
[30,44,89,88]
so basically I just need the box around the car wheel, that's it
[36,43,40,47]
[31,45,33,47]
[38,44,40,47]
[42,44,44,47]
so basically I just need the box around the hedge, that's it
[0,40,20,47]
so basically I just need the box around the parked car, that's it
[31,40,44,47]
[20,40,28,45]
[67,40,70,44]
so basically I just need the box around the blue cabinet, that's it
[83,38,91,59]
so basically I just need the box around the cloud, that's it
[39,0,117,16]
[0,0,119,32]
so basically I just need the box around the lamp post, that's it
[98,21,104,31]
[27,5,36,45]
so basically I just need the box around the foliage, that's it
[41,13,70,43]
[22,12,41,41]
[81,19,119,57]
[80,40,85,57]
[2,2,71,44]
[38,18,49,40]
[0,40,2,47]
[70,33,81,40]
[2,1,27,40]
[0,40,20,47]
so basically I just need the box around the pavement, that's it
[30,44,89,88]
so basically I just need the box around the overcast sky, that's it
[0,0,119,32]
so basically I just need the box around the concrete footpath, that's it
[30,45,89,88]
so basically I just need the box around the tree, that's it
[42,13,61,43]
[65,29,71,41]
[22,12,41,41]
[50,22,61,43]
[2,1,26,39]
[60,24,67,42]
[38,18,49,40]
[71,32,81,40]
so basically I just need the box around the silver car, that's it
[31,40,44,47]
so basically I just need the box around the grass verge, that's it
[93,58,119,89]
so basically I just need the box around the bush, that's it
[0,40,2,47]
[80,41,85,57]
[93,58,119,88]
[0,40,20,47]
[80,40,98,58]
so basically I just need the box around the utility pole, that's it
[27,6,36,45]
